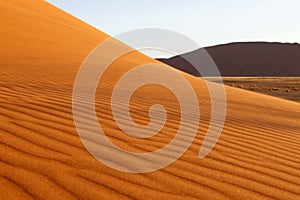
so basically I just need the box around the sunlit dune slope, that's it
[0,0,300,199]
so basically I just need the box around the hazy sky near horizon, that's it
[47,0,300,57]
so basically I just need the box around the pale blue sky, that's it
[47,0,300,57]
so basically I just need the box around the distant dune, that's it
[158,42,300,76]
[1,0,300,199]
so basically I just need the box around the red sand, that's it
[0,1,300,199]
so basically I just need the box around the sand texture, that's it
[1,0,300,199]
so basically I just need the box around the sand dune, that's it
[158,42,300,76]
[1,0,300,199]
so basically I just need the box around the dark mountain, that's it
[157,42,300,76]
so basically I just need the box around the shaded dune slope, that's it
[0,1,300,199]
[158,42,300,76]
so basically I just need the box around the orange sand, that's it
[0,0,300,199]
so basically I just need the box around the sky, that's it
[47,0,300,57]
